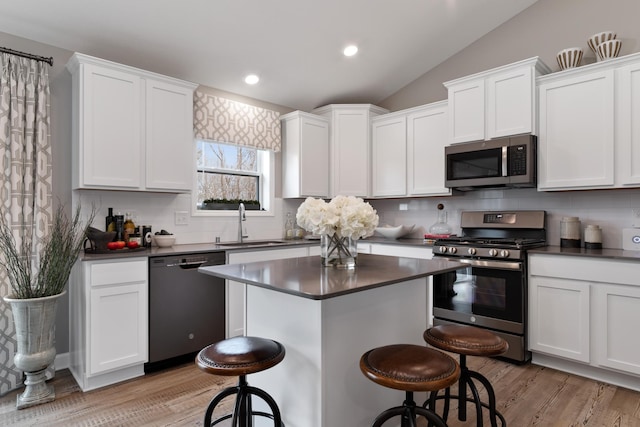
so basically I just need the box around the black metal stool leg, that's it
[371,391,448,427]
[204,374,285,427]
[246,384,284,426]
[425,387,451,427]
[468,370,506,427]
[465,370,485,427]
[423,354,506,427]
[204,385,240,426]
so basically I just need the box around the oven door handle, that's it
[436,256,522,271]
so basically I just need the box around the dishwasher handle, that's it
[164,260,208,269]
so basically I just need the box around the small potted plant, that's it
[0,204,95,408]
[202,198,261,210]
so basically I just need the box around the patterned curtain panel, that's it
[0,53,53,395]
[194,92,281,151]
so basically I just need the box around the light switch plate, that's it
[174,211,189,226]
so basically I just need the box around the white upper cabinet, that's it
[313,104,388,197]
[281,111,330,198]
[445,57,551,144]
[537,52,640,191]
[617,59,640,186]
[406,102,450,197]
[371,113,407,197]
[371,101,450,198]
[67,53,197,192]
[145,78,195,191]
[538,69,615,190]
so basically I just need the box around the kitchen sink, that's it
[216,240,289,248]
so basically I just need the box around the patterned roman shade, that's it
[194,91,281,152]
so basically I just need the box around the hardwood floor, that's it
[1,356,640,426]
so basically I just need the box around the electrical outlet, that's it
[633,208,640,218]
[399,203,408,211]
[174,211,189,225]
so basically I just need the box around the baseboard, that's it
[55,352,70,371]
[532,352,640,392]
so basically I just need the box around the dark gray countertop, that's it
[529,245,640,261]
[198,254,463,300]
[80,239,318,261]
[80,237,431,261]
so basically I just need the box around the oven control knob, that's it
[467,248,477,255]
[489,249,498,257]
[448,247,457,254]
[438,246,448,253]
[500,250,510,258]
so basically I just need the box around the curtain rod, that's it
[0,46,53,66]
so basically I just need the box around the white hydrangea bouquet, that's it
[296,195,379,268]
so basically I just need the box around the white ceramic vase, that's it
[3,291,64,409]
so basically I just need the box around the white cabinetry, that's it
[281,111,330,198]
[371,113,407,197]
[70,257,148,391]
[529,253,640,388]
[67,52,197,192]
[313,104,388,197]
[538,70,615,190]
[537,52,640,191]
[407,102,450,196]
[445,57,550,143]
[529,275,590,362]
[617,60,640,186]
[226,246,313,338]
[370,101,450,198]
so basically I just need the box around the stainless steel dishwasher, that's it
[146,252,225,371]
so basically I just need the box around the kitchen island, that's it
[199,253,462,427]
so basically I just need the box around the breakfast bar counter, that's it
[199,254,462,427]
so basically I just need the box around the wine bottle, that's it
[105,207,115,232]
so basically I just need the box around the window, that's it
[195,140,272,212]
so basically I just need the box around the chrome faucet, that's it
[238,203,249,243]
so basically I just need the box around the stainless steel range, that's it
[431,210,546,363]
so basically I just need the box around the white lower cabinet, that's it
[529,253,640,388]
[592,283,640,375]
[226,247,312,338]
[529,276,590,363]
[70,257,148,391]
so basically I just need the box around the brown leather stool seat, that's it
[424,325,508,427]
[196,336,285,426]
[360,344,460,427]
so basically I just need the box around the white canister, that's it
[560,216,581,248]
[584,225,603,249]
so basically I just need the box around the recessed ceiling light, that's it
[244,74,260,85]
[343,45,358,57]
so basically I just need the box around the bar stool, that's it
[196,336,286,427]
[423,325,508,427]
[360,344,461,427]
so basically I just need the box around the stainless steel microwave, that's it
[445,134,536,191]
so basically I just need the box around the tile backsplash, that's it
[365,187,640,249]
[77,187,640,250]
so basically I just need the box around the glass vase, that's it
[321,234,357,269]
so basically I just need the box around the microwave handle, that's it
[501,146,508,177]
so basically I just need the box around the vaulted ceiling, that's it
[0,0,539,111]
